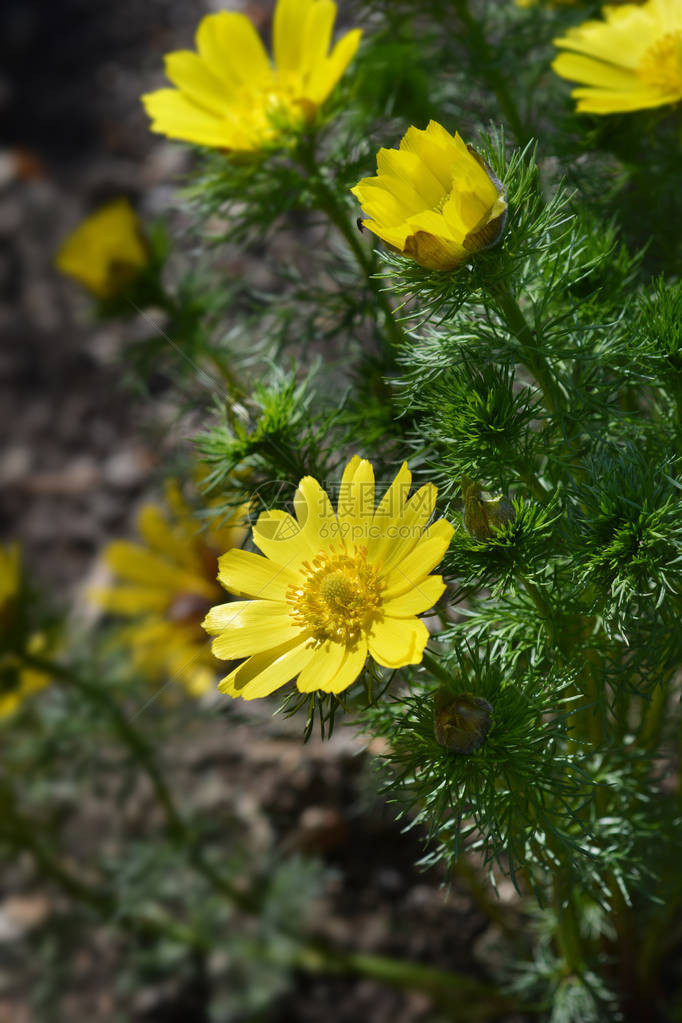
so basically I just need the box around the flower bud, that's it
[433,689,493,753]
[351,121,507,271]
[462,477,515,540]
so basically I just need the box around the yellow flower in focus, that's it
[56,198,148,300]
[141,0,362,154]
[0,545,51,718]
[552,0,682,114]
[202,456,454,701]
[351,121,508,271]
[94,483,249,698]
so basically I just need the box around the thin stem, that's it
[422,648,454,686]
[491,284,561,417]
[298,138,406,358]
[298,943,530,1016]
[517,573,555,646]
[24,654,259,911]
[26,655,185,840]
[451,0,531,147]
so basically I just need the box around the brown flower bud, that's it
[462,477,515,540]
[433,689,493,753]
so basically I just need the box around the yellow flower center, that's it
[233,76,316,144]
[288,547,384,644]
[636,31,682,93]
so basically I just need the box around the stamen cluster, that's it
[288,546,384,645]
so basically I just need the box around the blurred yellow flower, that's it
[351,121,507,271]
[94,483,249,698]
[0,543,20,609]
[56,198,148,300]
[0,545,51,718]
[553,0,682,114]
[141,0,362,154]
[203,456,453,701]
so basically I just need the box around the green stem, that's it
[158,290,246,403]
[298,944,530,1016]
[26,655,186,840]
[639,676,670,752]
[298,139,406,358]
[517,573,555,646]
[450,0,531,147]
[554,883,585,976]
[491,284,561,417]
[24,655,261,912]
[422,648,454,686]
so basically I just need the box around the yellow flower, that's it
[56,199,148,300]
[351,121,508,271]
[141,0,362,154]
[0,545,51,719]
[202,456,454,701]
[552,0,682,114]
[94,483,249,698]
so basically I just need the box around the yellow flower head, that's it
[141,0,362,154]
[94,483,249,698]
[552,0,682,114]
[351,121,508,271]
[56,198,148,300]
[0,545,51,718]
[203,456,454,701]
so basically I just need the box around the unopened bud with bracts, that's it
[462,477,515,540]
[433,688,493,753]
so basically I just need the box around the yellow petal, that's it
[551,52,642,91]
[203,598,289,634]
[403,230,468,270]
[299,0,336,78]
[92,585,170,615]
[294,475,341,547]
[164,50,235,113]
[367,462,412,565]
[209,601,304,660]
[572,85,675,113]
[252,509,317,569]
[378,484,438,577]
[382,523,454,600]
[217,549,299,601]
[382,575,446,617]
[376,148,442,213]
[141,89,228,146]
[322,637,368,693]
[306,27,362,103]
[218,636,315,699]
[273,0,312,71]
[553,8,654,70]
[197,12,272,86]
[349,181,409,230]
[137,503,199,572]
[337,458,375,551]
[295,638,347,692]
[105,541,214,597]
[368,617,429,668]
